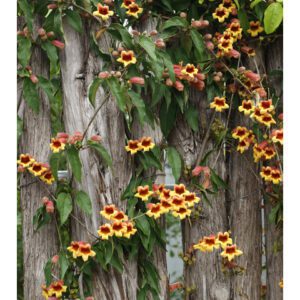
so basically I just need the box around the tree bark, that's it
[264,37,283,300]
[60,19,138,299]
[18,18,59,300]
[169,89,230,300]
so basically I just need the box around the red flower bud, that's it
[117,46,124,52]
[98,71,110,79]
[47,31,55,38]
[51,255,59,264]
[174,80,184,91]
[47,4,58,9]
[155,39,165,49]
[90,135,102,142]
[165,78,173,87]
[226,49,240,59]
[255,87,267,98]
[129,77,145,85]
[278,113,283,121]
[30,74,39,84]
[205,41,214,51]
[56,132,69,139]
[204,33,212,41]
[51,40,65,50]
[46,201,54,214]
[18,166,26,173]
[244,70,260,82]
[42,197,50,205]
[191,20,202,28]
[149,30,158,36]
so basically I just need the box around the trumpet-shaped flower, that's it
[121,0,135,9]
[126,3,143,18]
[125,139,141,154]
[232,126,249,141]
[111,210,128,222]
[50,138,66,153]
[260,166,272,181]
[247,21,264,37]
[112,221,126,237]
[98,224,114,240]
[28,162,48,177]
[172,206,191,220]
[184,192,200,207]
[139,137,155,151]
[171,184,189,196]
[146,203,164,219]
[238,100,254,115]
[212,5,230,23]
[67,241,80,258]
[270,168,282,185]
[48,280,67,298]
[100,205,117,220]
[202,235,220,252]
[220,244,243,261]
[259,113,276,127]
[92,4,114,21]
[271,129,283,145]
[117,50,137,67]
[123,222,137,238]
[40,170,55,185]
[135,185,153,201]
[181,64,199,79]
[77,243,96,262]
[210,97,229,112]
[216,232,233,248]
[17,153,35,168]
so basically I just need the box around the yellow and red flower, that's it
[160,188,172,201]
[216,232,232,248]
[218,38,233,53]
[112,221,126,237]
[253,143,264,163]
[250,107,263,122]
[67,241,81,258]
[258,99,274,113]
[259,113,276,127]
[50,138,66,153]
[40,170,55,185]
[17,153,35,168]
[126,3,143,18]
[237,139,250,154]
[232,126,249,141]
[171,195,186,208]
[92,4,114,21]
[135,185,153,201]
[42,285,50,299]
[125,139,141,154]
[270,168,282,185]
[123,222,137,238]
[260,166,272,181]
[121,0,135,9]
[117,50,137,67]
[139,136,155,151]
[78,243,96,262]
[263,146,276,160]
[184,192,200,207]
[111,210,128,222]
[227,21,242,40]
[212,5,230,23]
[171,184,189,196]
[222,0,236,13]
[210,96,229,112]
[247,21,264,37]
[172,206,191,220]
[100,204,117,220]
[220,244,243,261]
[48,280,67,298]
[28,162,48,177]
[181,64,199,79]
[271,129,283,145]
[98,223,114,240]
[202,235,220,252]
[193,239,208,252]
[146,203,164,219]
[160,199,172,213]
[238,100,254,115]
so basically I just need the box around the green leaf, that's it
[88,78,102,107]
[128,90,146,125]
[56,193,73,225]
[210,169,228,190]
[23,77,40,113]
[37,76,56,102]
[59,253,69,279]
[66,147,82,182]
[65,9,83,33]
[190,28,209,63]
[49,152,61,181]
[184,105,199,132]
[135,214,151,236]
[33,206,51,231]
[158,51,175,82]
[44,259,52,286]
[138,35,157,60]
[106,77,127,113]
[264,2,283,34]
[104,241,114,265]
[159,98,177,137]
[250,0,262,9]
[166,147,182,183]
[18,0,33,32]
[238,9,250,31]
[41,41,59,73]
[75,190,92,215]
[234,0,240,10]
[17,37,31,67]
[161,16,189,31]
[107,23,133,48]
[88,141,113,167]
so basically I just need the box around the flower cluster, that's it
[42,280,67,299]
[135,183,201,220]
[99,205,137,239]
[260,166,282,185]
[232,126,256,153]
[212,0,237,23]
[121,0,143,18]
[17,153,55,185]
[67,241,96,262]
[193,231,243,261]
[125,136,155,155]
[165,63,206,92]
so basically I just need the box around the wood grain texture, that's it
[18,18,59,300]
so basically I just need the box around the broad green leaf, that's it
[110,251,123,273]
[161,16,189,31]
[41,41,59,74]
[17,37,31,67]
[56,192,73,225]
[88,141,113,167]
[37,76,55,102]
[44,259,52,286]
[66,146,82,182]
[106,77,127,113]
[107,23,133,48]
[238,9,250,31]
[59,253,69,279]
[18,0,33,32]
[49,152,61,180]
[264,2,283,34]
[184,105,199,132]
[190,28,209,63]
[166,147,182,182]
[104,240,114,265]
[159,98,177,137]
[128,90,146,125]
[75,190,92,215]
[138,35,157,60]
[65,9,83,33]
[88,77,102,107]
[23,77,40,113]
[135,214,151,236]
